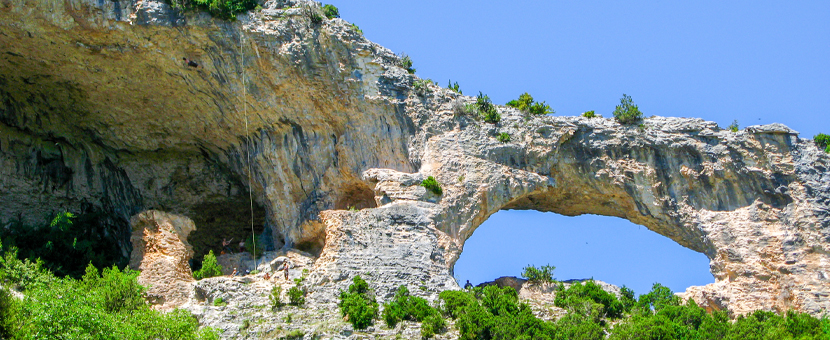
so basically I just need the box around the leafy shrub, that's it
[0,287,17,339]
[506,92,553,115]
[351,23,363,35]
[399,53,416,74]
[0,212,125,278]
[612,94,643,125]
[339,275,379,329]
[413,78,435,96]
[213,297,227,306]
[448,80,462,94]
[476,92,500,123]
[728,119,740,132]
[522,264,556,283]
[582,110,597,118]
[382,285,444,337]
[288,286,306,306]
[814,133,830,153]
[0,245,54,291]
[0,248,218,339]
[169,0,256,20]
[497,132,511,143]
[421,176,443,196]
[193,250,223,280]
[554,280,626,319]
[270,286,284,311]
[322,4,339,19]
[637,283,680,312]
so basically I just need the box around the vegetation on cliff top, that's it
[506,92,554,115]
[613,94,643,125]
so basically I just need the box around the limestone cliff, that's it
[1,0,829,332]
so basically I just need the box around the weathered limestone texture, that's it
[1,0,829,331]
[129,210,196,310]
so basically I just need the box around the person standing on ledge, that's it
[464,280,473,289]
[239,239,246,253]
[283,261,290,280]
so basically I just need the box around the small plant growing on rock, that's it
[814,133,830,153]
[350,23,363,35]
[193,250,223,280]
[382,285,445,338]
[413,79,434,96]
[304,6,324,24]
[476,92,500,124]
[398,53,416,74]
[582,110,597,118]
[270,286,284,311]
[612,94,643,125]
[339,275,379,330]
[506,92,553,115]
[421,176,443,196]
[213,297,227,307]
[448,80,462,94]
[728,120,740,132]
[521,264,556,283]
[322,4,339,19]
[497,132,511,143]
[288,286,305,306]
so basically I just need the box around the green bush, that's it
[521,264,555,283]
[382,285,444,337]
[288,286,306,306]
[421,176,443,196]
[339,275,379,329]
[399,53,416,74]
[637,283,680,312]
[0,248,218,339]
[322,4,339,19]
[169,0,256,20]
[814,133,830,153]
[270,286,284,311]
[413,78,435,96]
[506,92,553,115]
[476,92,500,123]
[213,297,227,306]
[0,287,18,339]
[0,212,125,278]
[582,110,596,118]
[612,94,643,125]
[554,280,626,319]
[351,23,363,35]
[728,119,740,132]
[448,80,462,94]
[193,250,223,280]
[497,132,511,143]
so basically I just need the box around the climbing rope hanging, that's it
[240,32,257,269]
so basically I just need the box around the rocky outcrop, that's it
[2,0,829,329]
[129,210,196,309]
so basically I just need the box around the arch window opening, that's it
[453,210,714,296]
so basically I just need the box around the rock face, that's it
[2,0,829,328]
[129,210,196,310]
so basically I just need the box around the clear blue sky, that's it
[328,1,830,295]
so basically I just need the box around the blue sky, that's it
[328,1,830,295]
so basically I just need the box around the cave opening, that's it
[453,210,714,296]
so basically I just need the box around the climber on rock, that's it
[239,239,246,253]
[283,261,290,280]
[222,238,234,254]
[464,280,473,289]
[182,57,200,69]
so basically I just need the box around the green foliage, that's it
[0,248,218,339]
[506,92,553,115]
[814,133,830,153]
[0,212,125,278]
[270,286,284,311]
[413,78,435,96]
[339,275,379,329]
[448,80,462,94]
[612,94,643,125]
[172,0,257,20]
[193,250,223,280]
[382,285,444,337]
[521,264,555,283]
[582,110,597,118]
[213,297,227,306]
[305,5,324,24]
[322,4,339,19]
[399,53,416,74]
[421,176,443,196]
[497,132,511,143]
[351,23,363,35]
[729,119,740,132]
[288,286,306,306]
[476,92,501,123]
[554,280,627,319]
[637,283,680,312]
[0,245,54,291]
